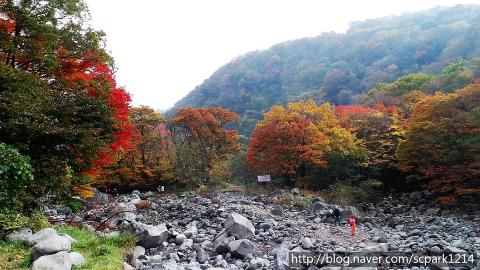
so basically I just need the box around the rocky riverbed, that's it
[45,189,479,269]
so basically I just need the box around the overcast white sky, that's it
[84,0,479,110]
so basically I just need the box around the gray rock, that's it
[309,202,332,214]
[140,191,155,200]
[271,206,284,216]
[131,246,146,263]
[360,243,388,253]
[291,188,300,195]
[27,228,58,246]
[443,246,467,254]
[430,246,442,254]
[197,247,210,263]
[250,257,270,268]
[228,239,255,258]
[339,206,362,220]
[6,228,32,243]
[148,254,162,264]
[176,233,187,245]
[426,208,440,215]
[161,259,179,270]
[112,202,137,223]
[33,235,71,256]
[184,222,198,238]
[275,241,291,270]
[182,262,201,270]
[213,230,232,253]
[68,252,85,267]
[31,251,73,270]
[123,262,135,270]
[138,223,169,248]
[179,238,193,250]
[408,229,422,237]
[301,237,313,249]
[225,212,255,239]
[58,233,76,244]
[390,216,403,227]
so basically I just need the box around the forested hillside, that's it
[175,4,480,133]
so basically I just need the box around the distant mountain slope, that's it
[175,5,480,134]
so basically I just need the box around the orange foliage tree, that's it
[170,107,240,185]
[336,103,405,188]
[397,81,480,202]
[247,100,365,186]
[94,106,175,191]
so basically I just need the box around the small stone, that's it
[301,237,313,249]
[179,239,193,250]
[123,262,135,270]
[271,206,284,216]
[131,246,145,262]
[175,234,187,245]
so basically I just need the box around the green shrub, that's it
[0,143,34,210]
[0,210,30,237]
[29,210,51,232]
[0,210,51,238]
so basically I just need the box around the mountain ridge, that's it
[175,4,480,133]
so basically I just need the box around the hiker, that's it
[348,215,356,236]
[333,207,341,226]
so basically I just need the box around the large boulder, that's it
[27,228,58,246]
[308,201,333,214]
[33,235,71,256]
[31,251,73,270]
[6,228,32,243]
[340,206,362,220]
[225,212,255,239]
[227,239,255,258]
[138,223,169,248]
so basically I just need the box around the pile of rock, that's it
[71,189,479,269]
[7,227,84,270]
[124,211,265,269]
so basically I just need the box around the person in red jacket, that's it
[348,215,356,236]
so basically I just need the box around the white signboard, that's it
[257,175,271,182]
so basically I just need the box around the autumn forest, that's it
[1,0,480,229]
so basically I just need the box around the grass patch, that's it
[0,226,137,270]
[57,227,137,270]
[0,240,31,270]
